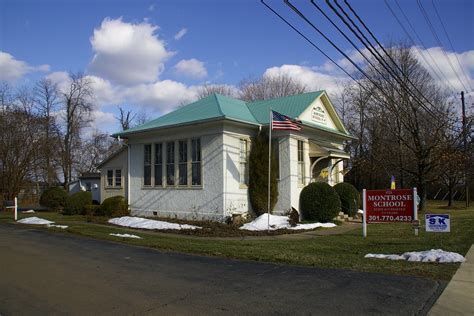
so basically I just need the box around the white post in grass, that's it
[267,109,273,233]
[14,197,17,221]
[362,189,367,238]
[413,187,418,236]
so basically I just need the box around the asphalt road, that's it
[0,224,444,315]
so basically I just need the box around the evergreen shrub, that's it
[334,182,360,217]
[248,133,278,216]
[98,196,129,217]
[64,191,92,215]
[39,187,68,211]
[300,182,341,222]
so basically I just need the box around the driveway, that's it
[0,224,444,315]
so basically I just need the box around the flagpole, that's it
[267,108,272,233]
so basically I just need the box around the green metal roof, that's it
[247,91,324,124]
[113,90,350,137]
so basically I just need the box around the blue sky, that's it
[1,0,473,134]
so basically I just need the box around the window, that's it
[106,169,122,188]
[166,142,175,185]
[154,143,163,186]
[191,138,201,185]
[272,138,280,179]
[239,139,248,185]
[115,169,122,187]
[297,140,305,185]
[107,170,113,187]
[178,140,188,185]
[144,144,152,186]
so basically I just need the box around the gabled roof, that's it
[113,90,351,138]
[248,91,324,124]
[96,146,127,169]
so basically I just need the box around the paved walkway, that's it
[429,244,474,315]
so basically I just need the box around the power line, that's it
[336,0,456,124]
[416,0,471,93]
[430,0,473,92]
[387,0,458,94]
[280,0,449,126]
[310,0,444,123]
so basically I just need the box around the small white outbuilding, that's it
[99,91,353,221]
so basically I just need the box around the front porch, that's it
[308,139,350,186]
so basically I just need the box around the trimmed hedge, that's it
[39,187,68,211]
[64,191,92,215]
[334,182,360,217]
[300,182,341,222]
[98,196,129,217]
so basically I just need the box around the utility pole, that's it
[461,91,470,207]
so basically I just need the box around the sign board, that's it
[425,214,450,233]
[365,189,414,223]
[311,106,327,125]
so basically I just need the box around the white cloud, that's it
[123,79,199,113]
[413,47,474,92]
[148,4,155,12]
[174,28,188,40]
[0,51,49,82]
[174,58,207,79]
[88,17,174,85]
[264,64,348,94]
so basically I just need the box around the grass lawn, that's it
[1,200,473,281]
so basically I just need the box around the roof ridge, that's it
[248,90,325,106]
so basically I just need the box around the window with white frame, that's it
[166,142,175,186]
[239,139,249,185]
[297,140,305,185]
[178,140,188,186]
[115,169,122,187]
[191,138,201,186]
[144,144,152,186]
[106,169,122,188]
[154,143,163,186]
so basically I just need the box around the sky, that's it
[1,0,473,135]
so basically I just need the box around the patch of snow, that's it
[22,210,35,213]
[109,233,142,239]
[240,214,336,231]
[365,249,465,263]
[357,209,363,214]
[17,217,54,225]
[48,224,68,229]
[108,216,201,230]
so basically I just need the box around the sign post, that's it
[363,189,367,238]
[413,187,418,236]
[363,188,417,237]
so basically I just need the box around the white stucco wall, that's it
[128,122,226,221]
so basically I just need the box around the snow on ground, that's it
[357,209,363,214]
[17,217,54,225]
[109,233,142,239]
[240,213,336,231]
[22,210,35,213]
[48,224,68,229]
[108,216,201,230]
[365,249,465,263]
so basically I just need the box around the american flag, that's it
[272,110,302,131]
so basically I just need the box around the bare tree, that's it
[76,130,121,173]
[0,87,43,200]
[115,106,136,131]
[34,79,60,186]
[239,73,307,102]
[196,84,237,99]
[58,73,93,190]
